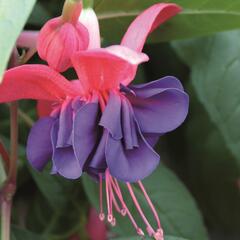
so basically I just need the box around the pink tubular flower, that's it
[37,0,89,72]
[0,3,187,240]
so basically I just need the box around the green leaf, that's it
[29,168,70,210]
[173,31,240,168]
[94,0,240,43]
[11,226,45,240]
[111,236,188,240]
[172,34,240,234]
[0,0,36,82]
[28,168,89,238]
[187,84,240,234]
[164,237,189,240]
[82,165,208,240]
[25,191,86,239]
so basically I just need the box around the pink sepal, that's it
[121,3,181,52]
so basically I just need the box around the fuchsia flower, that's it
[37,0,89,72]
[0,3,189,239]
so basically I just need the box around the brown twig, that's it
[0,141,10,172]
[1,102,18,240]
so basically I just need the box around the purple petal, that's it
[88,130,107,170]
[121,98,138,149]
[72,97,84,111]
[73,102,100,169]
[26,117,54,171]
[57,99,73,147]
[99,92,122,140]
[143,133,160,147]
[100,92,160,181]
[129,88,189,134]
[106,126,160,182]
[129,76,184,98]
[100,92,139,149]
[53,146,81,179]
[52,120,82,179]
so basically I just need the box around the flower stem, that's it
[8,102,19,182]
[1,201,11,240]
[0,141,10,172]
[62,0,82,24]
[1,102,18,240]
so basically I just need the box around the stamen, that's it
[154,229,164,240]
[109,175,126,216]
[107,214,113,223]
[97,91,109,112]
[109,181,113,216]
[121,208,127,216]
[111,178,129,216]
[111,189,122,214]
[98,173,105,221]
[138,181,162,229]
[105,170,112,223]
[99,213,105,221]
[137,228,145,237]
[98,94,106,112]
[108,176,144,237]
[126,183,155,237]
[111,217,116,227]
[99,169,163,238]
[102,90,109,103]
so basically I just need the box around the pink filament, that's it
[98,94,106,112]
[98,169,163,238]
[126,183,155,236]
[105,170,112,222]
[138,180,161,229]
[108,175,143,235]
[111,189,122,213]
[99,173,104,220]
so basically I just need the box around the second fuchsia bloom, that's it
[1,3,188,239]
[37,0,89,72]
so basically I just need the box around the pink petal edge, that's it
[105,45,149,65]
[105,45,149,85]
[121,3,182,52]
[37,80,84,118]
[71,49,138,93]
[0,65,79,103]
[79,8,101,49]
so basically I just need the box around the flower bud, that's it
[37,0,89,72]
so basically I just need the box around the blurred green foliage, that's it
[0,0,240,240]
